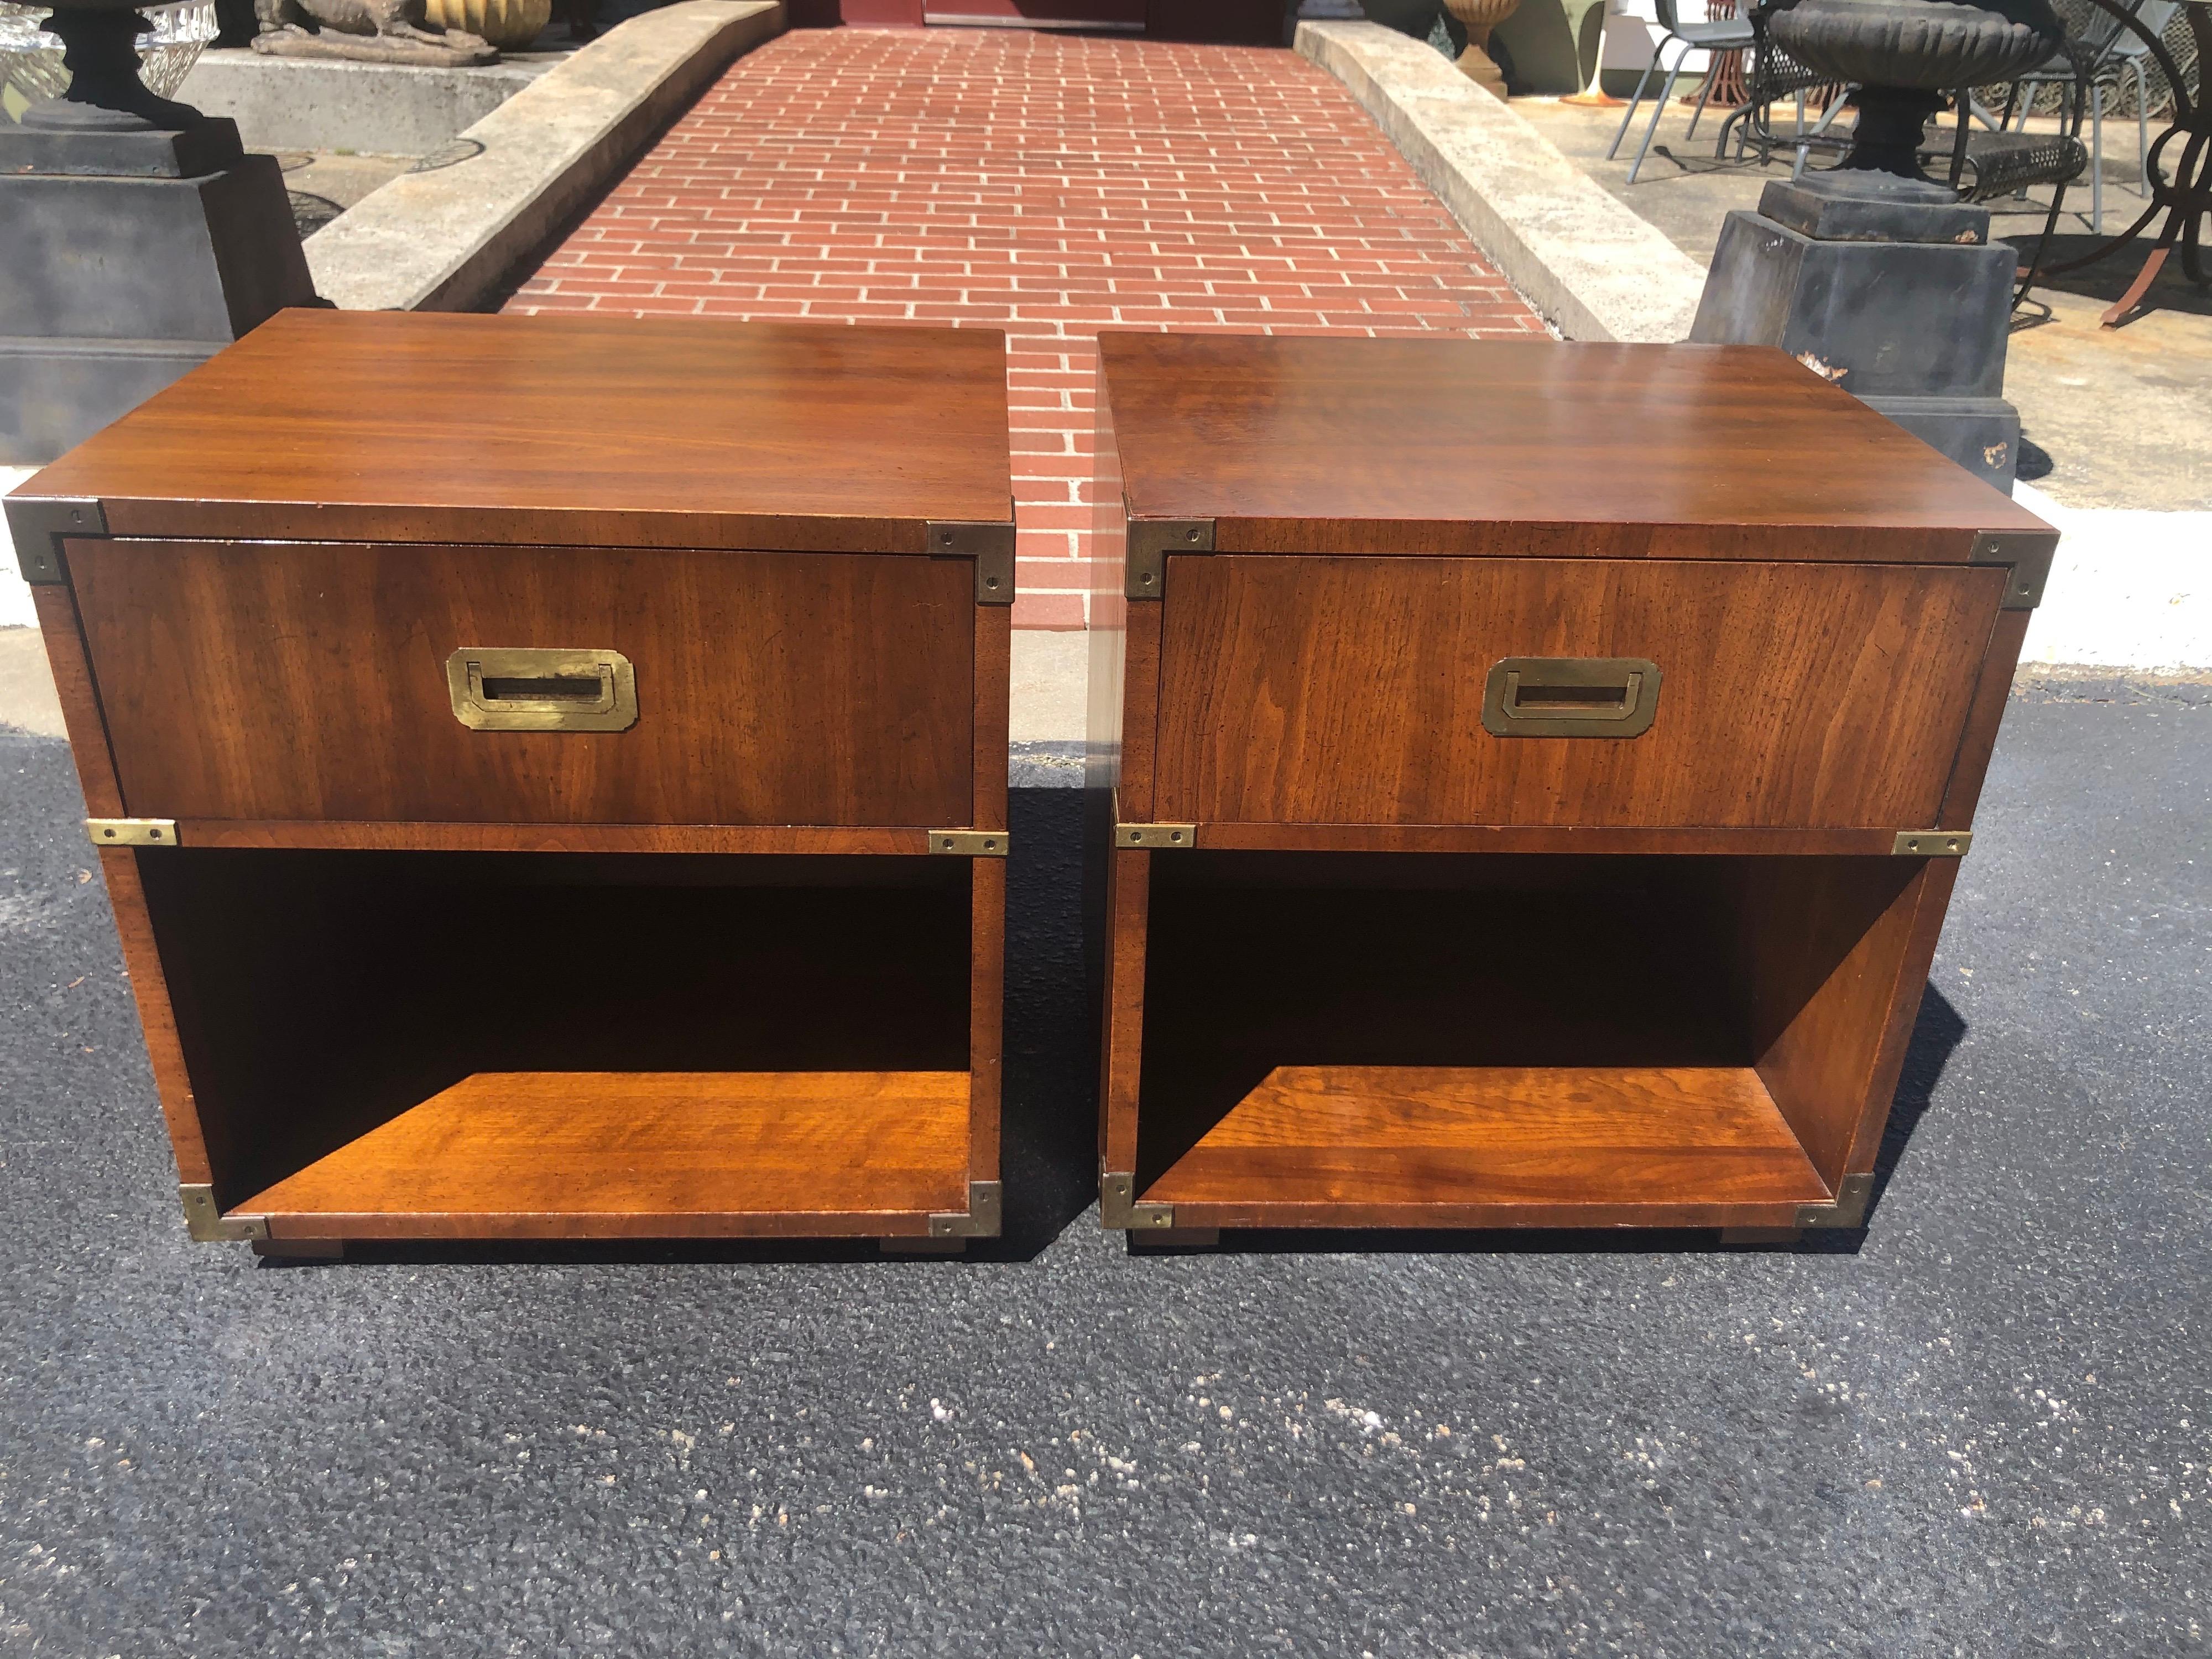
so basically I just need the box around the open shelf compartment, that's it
[142,849,979,1240]
[1129,851,1926,1230]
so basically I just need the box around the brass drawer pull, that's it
[1482,656,1662,738]
[445,648,638,732]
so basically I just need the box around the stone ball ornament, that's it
[1767,0,2067,177]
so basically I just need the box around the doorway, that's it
[923,1,1147,24]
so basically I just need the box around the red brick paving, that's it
[507,27,1545,628]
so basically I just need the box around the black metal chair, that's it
[1712,0,1855,173]
[1998,0,2179,232]
[1918,77,2091,306]
[1606,0,1760,183]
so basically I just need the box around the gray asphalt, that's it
[1,686,2206,1658]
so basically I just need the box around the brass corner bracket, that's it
[86,818,179,848]
[1114,821,1196,850]
[1893,830,1971,857]
[179,1184,268,1243]
[928,1181,1004,1239]
[1099,1171,1173,1231]
[1970,530,2058,611]
[1124,516,1213,599]
[3,496,106,585]
[928,830,1010,857]
[1794,1172,1875,1230]
[927,518,1016,606]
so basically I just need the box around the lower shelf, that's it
[240,1071,972,1240]
[1140,1066,1832,1229]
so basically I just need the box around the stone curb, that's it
[1296,19,1707,343]
[307,0,784,313]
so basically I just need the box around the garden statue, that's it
[252,0,495,63]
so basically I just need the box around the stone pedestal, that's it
[1689,172,2021,491]
[0,117,316,464]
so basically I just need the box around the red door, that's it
[923,0,1148,22]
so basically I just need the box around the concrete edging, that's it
[307,0,784,312]
[180,50,550,156]
[1296,19,1706,343]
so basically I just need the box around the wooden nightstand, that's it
[1089,333,2056,1242]
[9,310,1014,1251]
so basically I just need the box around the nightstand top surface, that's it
[18,311,1014,550]
[1099,334,2051,546]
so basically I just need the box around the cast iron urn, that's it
[1766,0,2065,177]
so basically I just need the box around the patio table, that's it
[2041,0,2212,324]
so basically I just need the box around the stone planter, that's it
[0,0,218,111]
[1441,0,1521,95]
[1767,0,2060,176]
[426,0,547,51]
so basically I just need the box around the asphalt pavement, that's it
[1,684,2206,1657]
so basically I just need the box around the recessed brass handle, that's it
[1482,656,1662,738]
[445,648,638,732]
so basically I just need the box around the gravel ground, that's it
[0,689,2205,1657]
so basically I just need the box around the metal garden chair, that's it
[1606,0,1760,182]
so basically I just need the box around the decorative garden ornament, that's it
[423,0,545,51]
[1561,0,1626,106]
[1440,0,1523,94]
[0,0,316,464]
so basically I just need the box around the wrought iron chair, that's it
[1999,0,2179,231]
[1919,76,2090,306]
[1606,0,1760,182]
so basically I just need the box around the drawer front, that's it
[72,541,974,826]
[1153,556,2005,829]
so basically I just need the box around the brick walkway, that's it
[506,28,1543,628]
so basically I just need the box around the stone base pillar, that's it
[1689,171,2021,491]
[0,118,317,465]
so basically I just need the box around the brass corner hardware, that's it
[1115,821,1196,850]
[86,817,178,848]
[445,648,637,733]
[928,830,1009,857]
[1099,1171,1174,1231]
[1481,656,1663,739]
[1124,515,1213,599]
[1893,830,1972,857]
[1794,1172,1875,1230]
[926,518,1017,606]
[179,1184,268,1243]
[1970,530,2058,611]
[3,496,105,585]
[929,1181,1004,1239]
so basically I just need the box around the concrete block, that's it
[178,49,549,156]
[1295,19,1707,342]
[308,1,785,314]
